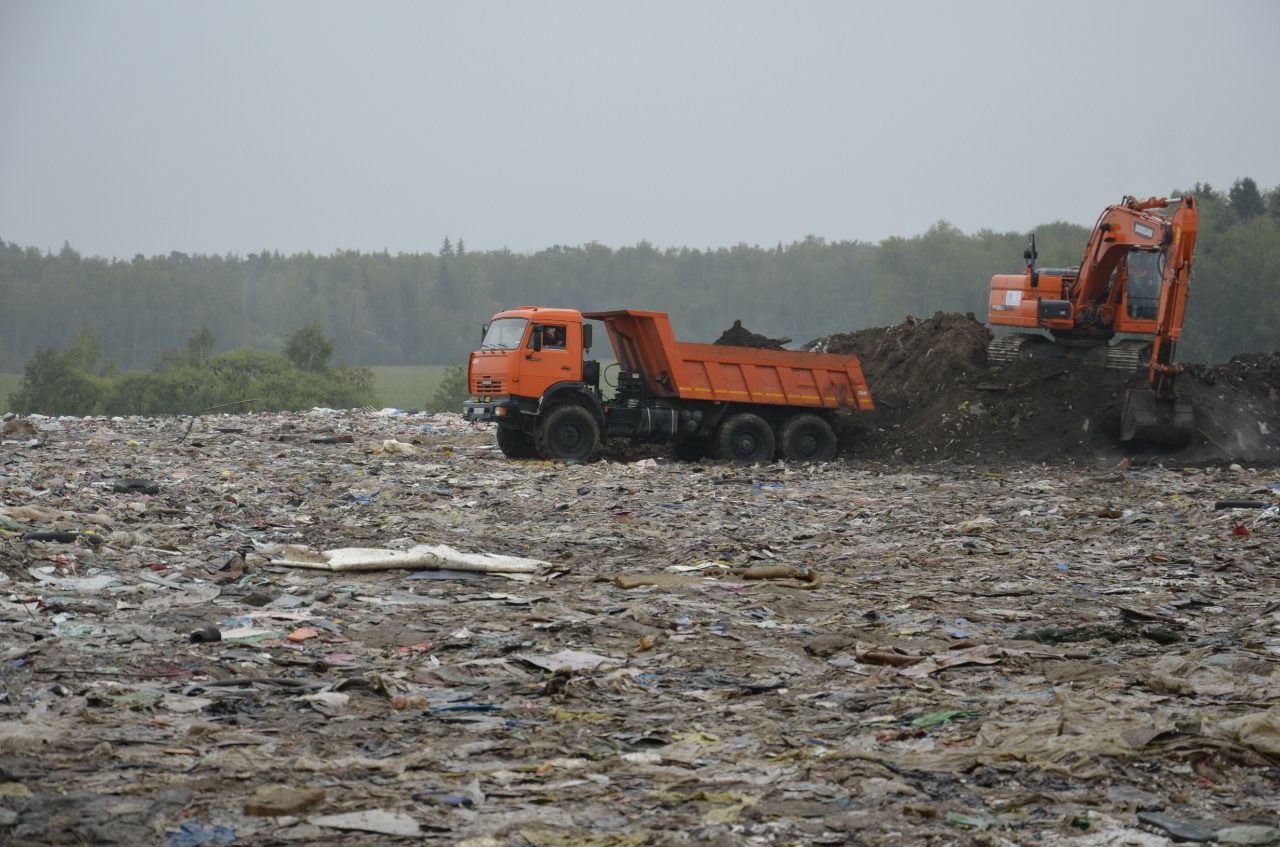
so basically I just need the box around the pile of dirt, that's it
[809,311,991,415]
[713,319,790,350]
[850,355,1144,465]
[806,312,1280,466]
[1181,353,1280,462]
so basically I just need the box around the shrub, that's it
[427,364,469,412]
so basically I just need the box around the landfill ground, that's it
[2,410,1279,846]
[3,315,1280,846]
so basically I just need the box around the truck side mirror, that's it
[582,324,592,351]
[531,328,543,352]
[480,322,489,344]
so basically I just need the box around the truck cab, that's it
[463,306,597,425]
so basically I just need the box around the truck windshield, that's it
[1126,249,1162,320]
[480,318,528,350]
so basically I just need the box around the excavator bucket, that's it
[1119,388,1195,446]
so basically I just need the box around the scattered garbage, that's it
[1216,499,1270,509]
[1205,708,1280,756]
[309,808,421,836]
[309,434,354,444]
[20,530,82,543]
[242,785,326,817]
[0,397,1276,844]
[379,438,418,455]
[188,626,222,643]
[515,649,616,673]
[738,564,819,584]
[112,478,160,495]
[1137,811,1219,842]
[910,709,982,728]
[163,822,236,847]
[1217,826,1280,845]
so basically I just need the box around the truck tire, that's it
[535,404,600,462]
[496,424,538,459]
[715,412,775,463]
[778,413,837,462]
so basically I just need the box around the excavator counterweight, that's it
[987,194,1198,446]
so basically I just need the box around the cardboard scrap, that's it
[272,543,543,573]
[516,649,616,673]
[244,784,326,817]
[309,808,421,836]
[899,644,1004,677]
[614,574,703,589]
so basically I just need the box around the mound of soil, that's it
[1181,353,1280,463]
[807,313,1280,466]
[714,320,790,350]
[809,311,991,415]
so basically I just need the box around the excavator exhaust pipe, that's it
[1119,388,1194,446]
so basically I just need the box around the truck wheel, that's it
[778,413,837,462]
[535,404,600,462]
[715,413,775,463]
[496,424,538,459]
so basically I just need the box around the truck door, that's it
[523,322,580,396]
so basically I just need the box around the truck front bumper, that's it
[463,396,528,423]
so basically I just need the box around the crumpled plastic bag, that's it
[1205,708,1280,757]
[884,695,1179,779]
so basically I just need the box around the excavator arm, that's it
[1146,196,1198,396]
[1119,195,1198,443]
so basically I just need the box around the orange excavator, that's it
[987,194,1198,445]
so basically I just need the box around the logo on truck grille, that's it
[474,378,503,394]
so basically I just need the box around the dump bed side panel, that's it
[584,309,873,411]
[674,342,873,410]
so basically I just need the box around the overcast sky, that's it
[2,0,1277,259]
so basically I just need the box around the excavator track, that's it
[987,333,1046,367]
[989,333,1152,373]
[1104,339,1151,373]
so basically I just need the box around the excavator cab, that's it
[1124,249,1162,320]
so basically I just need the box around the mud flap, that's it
[1119,389,1194,446]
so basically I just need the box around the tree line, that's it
[1,178,1276,378]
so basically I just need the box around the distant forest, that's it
[2,179,1276,372]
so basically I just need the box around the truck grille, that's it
[473,378,504,395]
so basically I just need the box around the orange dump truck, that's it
[463,307,873,462]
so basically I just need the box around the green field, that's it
[371,364,452,411]
[0,373,20,414]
